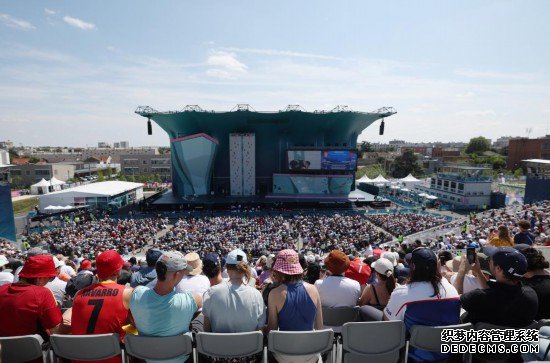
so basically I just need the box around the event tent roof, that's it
[372,175,388,183]
[49,177,66,186]
[356,175,372,183]
[401,174,420,182]
[31,178,50,187]
[43,181,143,197]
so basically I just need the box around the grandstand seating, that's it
[341,321,407,363]
[409,323,473,363]
[0,334,44,363]
[125,333,193,362]
[195,331,264,360]
[50,333,122,361]
[268,329,334,362]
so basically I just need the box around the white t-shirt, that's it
[450,273,483,294]
[175,274,210,295]
[203,281,266,333]
[45,277,67,303]
[384,278,459,321]
[315,275,361,308]
[0,271,14,286]
[60,265,76,277]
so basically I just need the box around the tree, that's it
[118,173,127,181]
[359,141,372,153]
[391,150,422,178]
[465,137,490,154]
[10,176,24,189]
[514,168,523,178]
[488,155,506,171]
[97,169,105,182]
[28,156,40,164]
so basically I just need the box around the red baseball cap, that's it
[96,250,124,279]
[19,255,57,279]
[80,259,92,270]
[345,258,372,285]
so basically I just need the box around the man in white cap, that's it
[45,256,68,303]
[203,249,266,333]
[175,252,210,295]
[130,251,201,363]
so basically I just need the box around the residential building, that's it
[507,136,550,170]
[120,153,172,180]
[0,140,14,149]
[98,142,111,148]
[9,162,118,186]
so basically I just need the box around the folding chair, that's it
[125,333,193,362]
[50,333,123,362]
[473,322,536,363]
[341,321,406,363]
[0,334,45,363]
[195,331,264,360]
[409,323,473,363]
[268,329,334,363]
[322,306,360,361]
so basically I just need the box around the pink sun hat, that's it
[273,249,303,275]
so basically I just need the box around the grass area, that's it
[356,164,387,178]
[12,197,39,215]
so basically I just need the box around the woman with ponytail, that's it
[359,257,396,321]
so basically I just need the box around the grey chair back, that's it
[268,329,334,356]
[341,321,406,363]
[196,331,264,359]
[0,334,44,363]
[409,322,474,352]
[125,333,193,361]
[322,306,360,328]
[50,333,121,361]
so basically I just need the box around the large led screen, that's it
[321,150,357,171]
[287,150,321,170]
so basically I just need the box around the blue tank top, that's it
[278,282,316,331]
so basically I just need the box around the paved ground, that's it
[12,195,37,202]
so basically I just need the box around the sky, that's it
[1,0,550,147]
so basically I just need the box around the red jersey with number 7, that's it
[71,281,128,363]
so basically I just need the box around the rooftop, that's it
[44,181,143,197]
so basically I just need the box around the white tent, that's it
[418,193,429,197]
[426,195,438,200]
[372,174,389,183]
[49,177,65,186]
[30,179,51,195]
[356,175,372,183]
[401,174,420,182]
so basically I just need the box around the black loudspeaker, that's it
[379,120,385,135]
[147,119,152,135]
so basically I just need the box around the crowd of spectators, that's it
[365,212,449,237]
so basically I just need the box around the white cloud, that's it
[454,68,533,81]
[219,46,344,61]
[455,91,475,98]
[63,16,96,30]
[207,51,247,72]
[455,110,497,117]
[0,13,35,31]
[44,8,57,15]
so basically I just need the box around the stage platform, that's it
[147,189,390,210]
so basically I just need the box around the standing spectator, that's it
[130,251,201,363]
[267,249,323,363]
[131,248,163,288]
[359,257,396,321]
[175,252,210,295]
[488,225,514,247]
[0,255,62,347]
[514,220,535,246]
[518,247,550,320]
[71,250,133,363]
[0,255,14,286]
[461,246,538,327]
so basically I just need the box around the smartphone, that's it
[466,248,477,264]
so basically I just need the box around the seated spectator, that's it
[519,247,550,320]
[131,248,163,288]
[315,250,360,331]
[359,257,396,321]
[0,254,14,286]
[514,220,535,245]
[345,256,371,288]
[384,247,460,362]
[0,255,62,352]
[45,256,68,304]
[461,246,538,327]
[488,225,514,247]
[448,254,491,294]
[202,253,223,287]
[268,249,323,363]
[71,250,133,363]
[203,249,265,334]
[130,251,201,363]
[175,252,210,295]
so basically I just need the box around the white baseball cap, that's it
[226,249,247,265]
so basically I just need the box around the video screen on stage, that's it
[287,150,322,170]
[321,150,357,170]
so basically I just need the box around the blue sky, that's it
[1,0,550,147]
